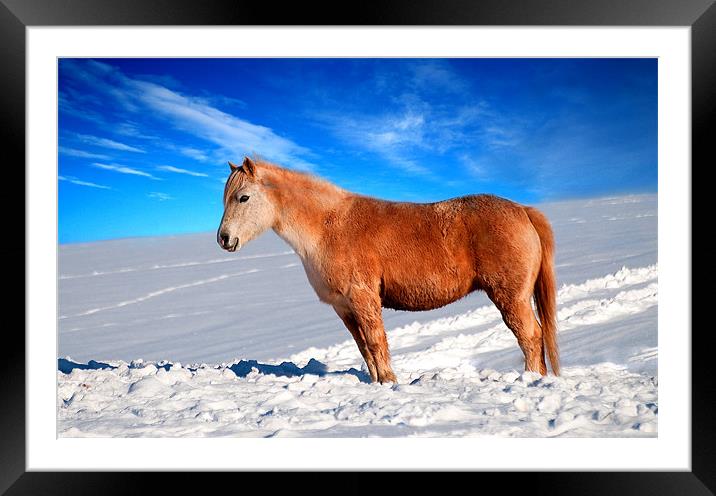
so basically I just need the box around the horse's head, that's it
[217,157,276,252]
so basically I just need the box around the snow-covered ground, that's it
[58,194,658,437]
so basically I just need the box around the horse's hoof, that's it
[378,372,398,384]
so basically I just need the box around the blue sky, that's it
[58,58,656,243]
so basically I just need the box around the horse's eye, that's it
[239,195,250,203]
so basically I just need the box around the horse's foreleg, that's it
[334,308,378,382]
[347,289,397,384]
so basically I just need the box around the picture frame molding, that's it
[2,0,710,492]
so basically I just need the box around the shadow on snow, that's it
[58,358,116,374]
[58,357,370,383]
[228,358,370,383]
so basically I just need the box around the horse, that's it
[218,157,559,384]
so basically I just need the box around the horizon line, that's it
[58,190,657,246]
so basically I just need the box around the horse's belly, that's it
[381,278,474,311]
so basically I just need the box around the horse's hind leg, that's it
[491,295,547,375]
[334,308,378,382]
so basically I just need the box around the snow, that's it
[58,194,658,437]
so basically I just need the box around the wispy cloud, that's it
[129,79,315,170]
[61,60,316,171]
[480,124,521,149]
[159,143,213,162]
[321,101,487,177]
[198,93,247,111]
[178,147,210,162]
[156,165,208,177]
[92,162,159,179]
[114,121,159,140]
[77,134,145,153]
[323,110,431,175]
[148,192,173,201]
[59,146,110,160]
[312,61,494,178]
[58,91,106,125]
[409,60,470,94]
[459,154,489,179]
[372,60,471,97]
[58,175,111,190]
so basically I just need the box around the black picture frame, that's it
[1,0,710,493]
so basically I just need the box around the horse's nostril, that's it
[219,232,230,247]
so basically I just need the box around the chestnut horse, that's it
[218,157,559,383]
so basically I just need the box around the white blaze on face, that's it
[218,160,276,252]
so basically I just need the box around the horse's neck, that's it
[266,169,346,261]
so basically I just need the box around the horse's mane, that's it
[225,158,346,203]
[262,160,344,193]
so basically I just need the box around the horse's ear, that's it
[242,156,257,178]
[228,160,240,171]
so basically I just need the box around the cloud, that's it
[481,124,520,149]
[61,60,316,171]
[114,121,159,140]
[178,147,210,162]
[58,175,111,190]
[128,79,315,170]
[59,146,110,160]
[322,110,430,175]
[409,60,470,94]
[147,192,173,201]
[58,91,106,125]
[156,165,208,177]
[371,60,471,98]
[459,154,489,179]
[320,100,487,177]
[92,163,159,179]
[312,61,491,178]
[197,93,247,111]
[77,134,145,153]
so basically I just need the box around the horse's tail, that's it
[525,207,560,376]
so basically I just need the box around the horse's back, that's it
[350,193,534,258]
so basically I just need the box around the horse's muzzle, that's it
[218,231,240,252]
